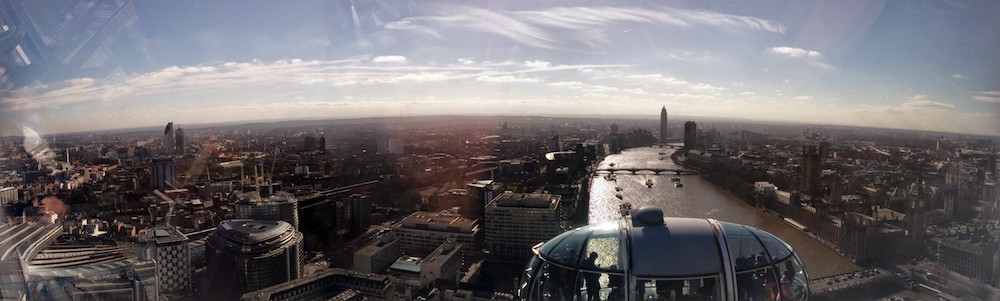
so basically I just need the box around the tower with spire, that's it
[659,106,668,143]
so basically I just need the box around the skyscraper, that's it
[205,220,303,300]
[235,191,300,229]
[660,106,668,143]
[348,194,371,235]
[163,122,175,156]
[174,127,184,156]
[684,121,697,149]
[150,156,176,189]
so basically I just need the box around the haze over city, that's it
[1,0,998,136]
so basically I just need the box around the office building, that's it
[163,122,175,156]
[354,232,402,273]
[660,106,668,142]
[548,135,561,151]
[206,220,304,300]
[303,135,316,152]
[387,242,463,287]
[683,121,697,149]
[348,194,371,235]
[138,225,192,294]
[464,180,504,221]
[0,186,17,205]
[174,127,185,156]
[241,268,397,301]
[235,191,300,229]
[394,210,479,259]
[485,192,561,263]
[377,136,405,155]
[150,156,177,189]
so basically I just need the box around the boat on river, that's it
[618,202,633,216]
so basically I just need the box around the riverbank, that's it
[590,146,860,278]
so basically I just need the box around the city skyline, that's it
[0,0,997,136]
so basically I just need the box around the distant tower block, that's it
[660,106,668,142]
[684,121,697,149]
[150,156,176,189]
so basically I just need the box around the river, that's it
[589,147,860,278]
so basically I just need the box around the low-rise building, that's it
[394,210,479,259]
[354,232,402,273]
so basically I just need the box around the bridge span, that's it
[594,167,697,175]
[809,268,894,297]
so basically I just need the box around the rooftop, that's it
[137,225,188,245]
[489,192,560,209]
[216,219,292,243]
[399,210,477,232]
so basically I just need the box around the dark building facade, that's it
[683,121,697,149]
[800,145,822,197]
[150,156,176,189]
[205,220,303,300]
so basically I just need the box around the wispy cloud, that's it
[769,46,821,58]
[901,95,954,111]
[372,55,408,64]
[768,46,832,70]
[476,75,542,84]
[386,5,784,50]
[972,91,1000,103]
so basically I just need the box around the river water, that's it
[589,147,860,278]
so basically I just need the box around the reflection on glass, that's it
[776,255,809,301]
[635,276,722,301]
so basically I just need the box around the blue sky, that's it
[2,0,998,135]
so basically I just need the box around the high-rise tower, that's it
[163,122,175,156]
[660,106,668,143]
[683,121,697,149]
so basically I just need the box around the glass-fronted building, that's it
[518,207,809,301]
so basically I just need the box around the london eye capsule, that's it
[517,206,809,301]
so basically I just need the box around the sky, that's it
[2,0,999,136]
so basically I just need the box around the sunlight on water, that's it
[589,147,861,278]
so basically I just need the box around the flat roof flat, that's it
[489,192,559,209]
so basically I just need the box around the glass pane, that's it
[751,228,793,262]
[635,277,721,301]
[776,255,809,301]
[539,228,590,267]
[735,266,779,301]
[578,223,622,272]
[519,256,543,299]
[539,262,578,301]
[577,271,620,301]
[721,223,771,271]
